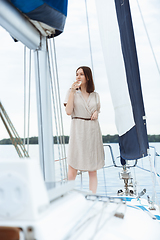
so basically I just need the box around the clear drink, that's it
[77,80,82,86]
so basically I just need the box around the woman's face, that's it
[76,68,87,86]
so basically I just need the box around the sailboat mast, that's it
[0,0,40,50]
[0,1,55,182]
[34,37,55,182]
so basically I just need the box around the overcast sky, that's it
[0,0,160,140]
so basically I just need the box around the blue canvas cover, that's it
[114,0,149,162]
[10,0,68,36]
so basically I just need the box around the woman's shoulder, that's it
[93,91,100,102]
[92,91,99,96]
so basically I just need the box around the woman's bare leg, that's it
[88,171,97,194]
[68,165,78,180]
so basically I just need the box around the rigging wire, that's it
[4,44,29,158]
[136,0,160,77]
[35,50,45,179]
[52,37,68,179]
[136,165,160,177]
[47,42,63,183]
[136,147,160,206]
[47,39,67,182]
[84,0,95,80]
[23,47,32,155]
[0,104,23,157]
[84,0,109,196]
[24,46,26,147]
[148,153,160,206]
[27,49,32,153]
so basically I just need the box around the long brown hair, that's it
[76,66,95,93]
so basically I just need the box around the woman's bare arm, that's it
[65,89,75,115]
[65,81,79,115]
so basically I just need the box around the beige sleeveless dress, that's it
[64,89,104,171]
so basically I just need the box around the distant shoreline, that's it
[0,134,160,145]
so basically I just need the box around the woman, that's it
[64,66,104,193]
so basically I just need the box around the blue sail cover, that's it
[114,0,149,161]
[10,0,68,36]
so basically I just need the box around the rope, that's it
[0,111,23,157]
[0,102,29,157]
[91,201,126,239]
[136,0,160,77]
[63,199,99,240]
[64,197,126,240]
[54,157,67,162]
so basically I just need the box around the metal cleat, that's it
[147,195,156,210]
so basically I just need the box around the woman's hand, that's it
[91,110,98,120]
[71,81,79,91]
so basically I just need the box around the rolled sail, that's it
[10,0,68,36]
[95,0,149,160]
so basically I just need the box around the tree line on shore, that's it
[0,134,160,145]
